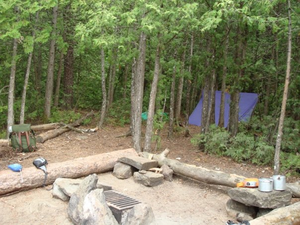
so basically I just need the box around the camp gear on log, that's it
[8,163,23,182]
[236,178,259,188]
[9,124,36,152]
[273,175,286,191]
[33,157,48,187]
[258,178,273,192]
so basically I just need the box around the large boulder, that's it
[133,171,164,187]
[118,156,158,171]
[228,188,292,209]
[121,203,156,225]
[52,177,112,201]
[82,189,118,225]
[113,162,133,179]
[67,174,98,224]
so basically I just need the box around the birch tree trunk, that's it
[98,48,107,128]
[44,5,58,119]
[20,11,39,124]
[7,38,18,138]
[131,32,146,152]
[144,44,160,152]
[274,0,292,175]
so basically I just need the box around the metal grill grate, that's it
[104,190,141,211]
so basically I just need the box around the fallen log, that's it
[141,149,300,198]
[31,123,61,131]
[140,149,245,187]
[0,148,138,196]
[36,111,95,143]
[249,201,300,225]
[60,123,98,134]
[286,182,300,198]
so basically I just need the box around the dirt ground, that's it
[0,123,294,224]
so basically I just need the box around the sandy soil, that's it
[0,123,288,225]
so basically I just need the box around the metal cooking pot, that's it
[258,178,273,192]
[273,175,286,191]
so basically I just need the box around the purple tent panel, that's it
[188,91,259,128]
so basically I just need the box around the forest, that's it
[1,0,300,175]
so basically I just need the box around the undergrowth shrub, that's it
[190,118,300,175]
[191,125,230,155]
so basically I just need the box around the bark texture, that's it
[0,148,138,196]
[141,149,245,187]
[44,5,58,119]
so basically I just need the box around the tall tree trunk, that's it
[34,47,42,97]
[123,64,129,99]
[63,46,74,109]
[7,38,18,138]
[107,48,117,110]
[274,0,292,175]
[201,37,211,134]
[131,32,146,153]
[20,11,39,124]
[54,51,64,107]
[205,47,216,132]
[175,43,187,122]
[185,34,194,118]
[219,26,229,127]
[98,48,107,128]
[229,24,247,136]
[20,51,34,124]
[63,4,74,109]
[44,5,58,119]
[168,63,176,139]
[144,43,160,152]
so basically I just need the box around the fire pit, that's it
[104,190,141,223]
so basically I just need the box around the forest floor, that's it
[0,122,298,225]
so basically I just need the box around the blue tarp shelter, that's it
[188,91,259,127]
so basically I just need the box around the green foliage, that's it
[280,152,300,176]
[191,125,230,155]
[191,115,300,174]
[106,99,131,126]
[49,110,81,124]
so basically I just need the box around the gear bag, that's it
[9,124,36,152]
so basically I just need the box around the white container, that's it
[258,178,273,192]
[273,175,286,191]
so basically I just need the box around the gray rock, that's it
[82,189,118,225]
[228,188,292,209]
[52,177,112,201]
[161,164,173,182]
[225,199,256,219]
[52,178,81,201]
[113,162,133,179]
[118,156,158,171]
[121,203,156,225]
[133,171,164,187]
[68,174,98,224]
